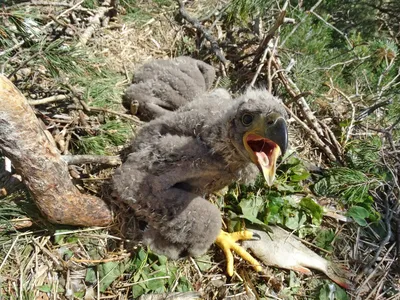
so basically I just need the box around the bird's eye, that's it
[241,114,253,126]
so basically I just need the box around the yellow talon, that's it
[215,230,263,276]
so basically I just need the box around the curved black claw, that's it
[250,232,261,241]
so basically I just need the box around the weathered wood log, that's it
[0,75,113,226]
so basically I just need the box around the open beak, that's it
[243,113,288,186]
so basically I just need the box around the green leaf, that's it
[265,196,285,224]
[53,235,65,245]
[318,281,349,300]
[158,255,168,265]
[290,168,310,181]
[132,284,145,298]
[276,182,296,193]
[239,195,264,218]
[300,197,324,225]
[147,277,166,291]
[289,270,301,288]
[315,229,335,251]
[318,283,330,300]
[138,247,148,262]
[85,267,96,284]
[53,230,79,246]
[74,291,85,298]
[64,249,74,260]
[238,213,267,227]
[53,230,70,245]
[176,277,192,292]
[335,285,349,300]
[36,285,52,293]
[285,210,307,230]
[65,236,79,244]
[347,206,370,226]
[98,260,129,292]
[195,254,213,272]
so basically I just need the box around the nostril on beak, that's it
[266,112,281,126]
[266,119,275,126]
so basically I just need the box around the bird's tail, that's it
[326,262,354,290]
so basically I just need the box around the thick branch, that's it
[0,75,113,226]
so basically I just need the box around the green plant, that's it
[223,156,323,236]
[72,119,132,155]
[226,0,275,24]
[128,248,192,297]
[319,281,348,300]
[313,167,381,225]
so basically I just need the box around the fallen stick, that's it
[28,94,69,105]
[88,106,143,124]
[0,218,34,231]
[78,0,116,46]
[62,154,121,166]
[0,75,113,226]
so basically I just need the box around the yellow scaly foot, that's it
[215,230,262,276]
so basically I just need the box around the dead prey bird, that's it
[122,56,215,121]
[113,88,288,276]
[242,227,353,289]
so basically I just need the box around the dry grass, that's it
[90,8,177,73]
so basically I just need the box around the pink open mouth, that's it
[245,134,281,186]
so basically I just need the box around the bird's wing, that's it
[122,133,230,194]
[113,132,225,259]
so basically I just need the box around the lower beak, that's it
[243,114,288,186]
[256,144,281,186]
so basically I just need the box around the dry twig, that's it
[252,0,288,66]
[70,253,130,264]
[88,106,142,124]
[62,155,121,166]
[28,95,69,106]
[283,104,338,162]
[271,58,341,163]
[78,0,117,46]
[177,0,228,65]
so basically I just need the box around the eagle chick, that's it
[122,56,215,121]
[113,88,288,262]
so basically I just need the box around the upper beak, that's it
[243,113,288,186]
[264,112,288,156]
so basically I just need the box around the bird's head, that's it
[229,89,288,186]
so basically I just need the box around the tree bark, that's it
[0,75,113,226]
